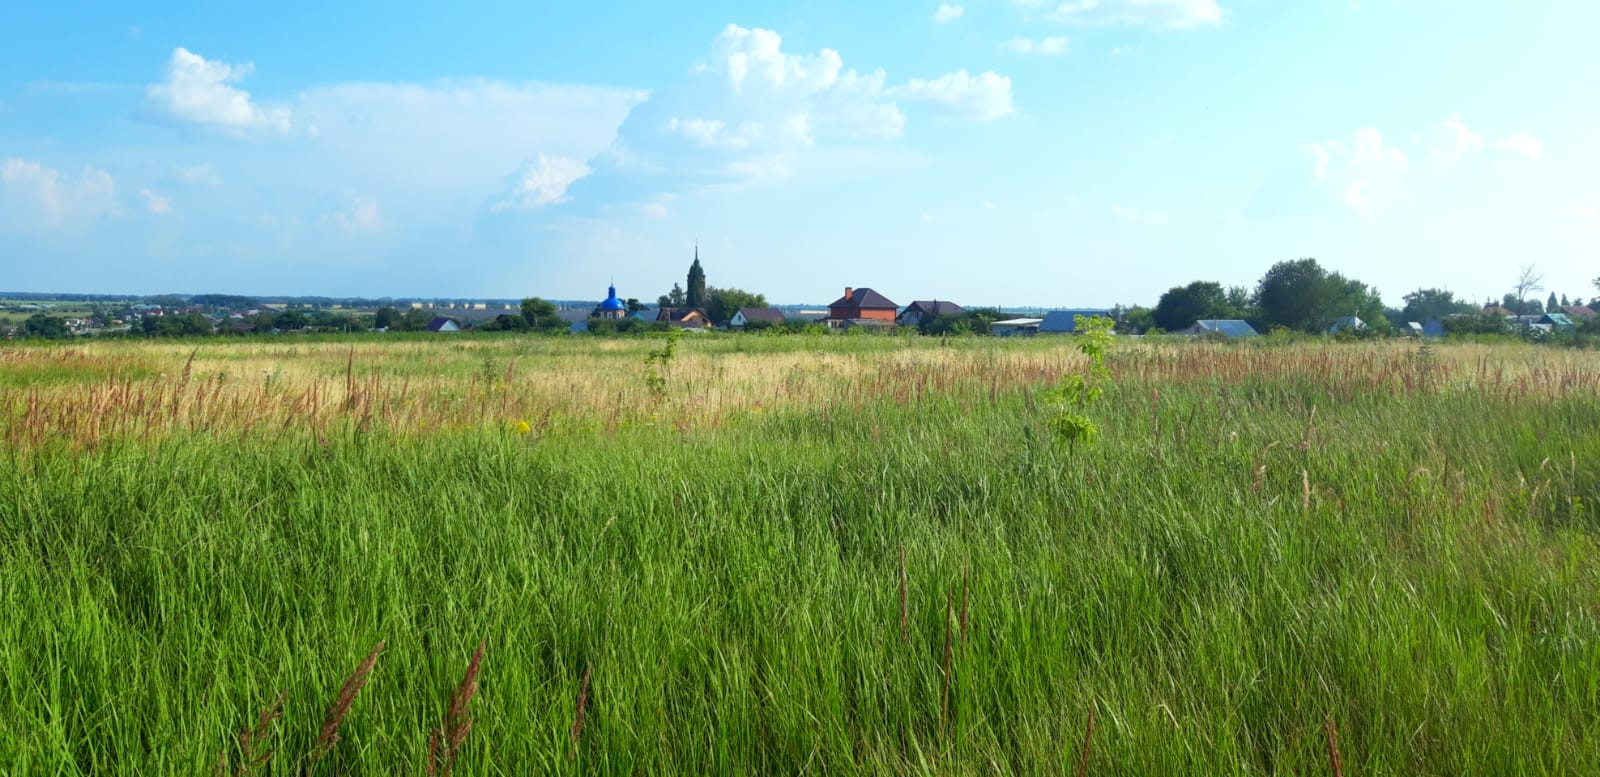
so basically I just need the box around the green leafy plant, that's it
[644,327,682,398]
[1040,314,1114,448]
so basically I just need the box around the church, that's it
[594,283,627,319]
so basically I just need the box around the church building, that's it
[595,283,628,319]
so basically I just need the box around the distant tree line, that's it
[1131,258,1600,339]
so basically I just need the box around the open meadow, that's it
[3,333,1600,775]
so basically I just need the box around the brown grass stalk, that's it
[216,690,286,776]
[569,665,592,759]
[427,639,485,777]
[1324,716,1344,777]
[310,640,386,764]
[1075,708,1096,777]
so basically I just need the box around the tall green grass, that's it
[1,337,1599,774]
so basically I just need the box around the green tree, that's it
[275,310,308,331]
[22,313,67,338]
[687,257,707,309]
[402,309,432,331]
[374,307,402,330]
[705,287,767,324]
[480,314,530,332]
[658,283,686,308]
[1547,292,1560,314]
[1502,293,1543,315]
[625,298,645,313]
[1255,258,1388,333]
[1152,281,1234,331]
[1255,259,1334,332]
[521,297,566,333]
[1400,288,1476,324]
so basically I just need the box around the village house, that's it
[991,317,1044,337]
[730,307,786,328]
[1562,305,1597,320]
[656,307,712,328]
[825,287,898,328]
[896,300,964,328]
[1039,309,1113,334]
[426,317,460,332]
[1182,319,1259,338]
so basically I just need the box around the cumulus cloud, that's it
[1430,115,1543,166]
[1040,0,1223,28]
[333,196,382,232]
[677,23,1014,155]
[144,47,291,135]
[0,157,117,229]
[666,117,769,149]
[1306,127,1407,213]
[890,70,1015,121]
[1003,36,1070,54]
[934,3,965,22]
[700,24,907,141]
[1430,114,1483,167]
[140,188,171,214]
[1493,131,1543,160]
[493,154,592,211]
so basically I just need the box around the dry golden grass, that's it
[3,336,1598,454]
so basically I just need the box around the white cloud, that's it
[1493,132,1543,160]
[333,196,382,232]
[1111,203,1167,224]
[699,25,907,142]
[1003,36,1070,54]
[493,154,592,211]
[0,157,117,230]
[1430,114,1483,167]
[140,188,171,214]
[1304,127,1407,214]
[686,23,1020,152]
[144,47,292,135]
[714,25,845,96]
[1430,115,1542,166]
[1110,45,1144,56]
[175,163,223,186]
[934,3,965,22]
[666,117,774,149]
[890,70,1015,121]
[1041,0,1223,29]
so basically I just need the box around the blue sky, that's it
[2,0,1596,307]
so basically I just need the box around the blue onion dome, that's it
[599,284,626,311]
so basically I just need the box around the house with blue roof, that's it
[1181,319,1259,338]
[1039,309,1114,334]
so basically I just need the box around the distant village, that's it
[4,252,1597,342]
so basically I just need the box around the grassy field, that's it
[2,334,1599,774]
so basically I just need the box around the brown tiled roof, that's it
[1563,305,1597,319]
